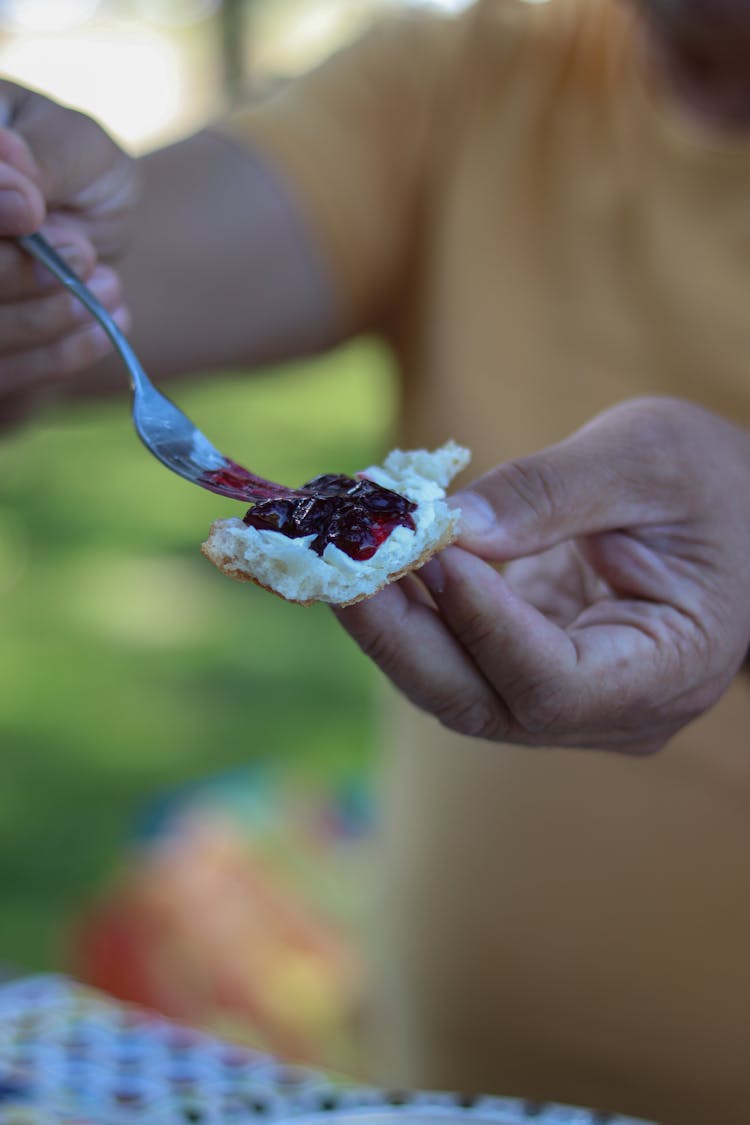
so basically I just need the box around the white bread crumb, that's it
[201,441,470,606]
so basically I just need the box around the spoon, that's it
[18,231,300,503]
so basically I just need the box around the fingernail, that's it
[451,491,495,537]
[419,555,445,596]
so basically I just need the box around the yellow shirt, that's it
[227,3,750,1122]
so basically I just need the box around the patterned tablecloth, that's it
[0,975,655,1125]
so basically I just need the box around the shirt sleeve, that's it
[219,11,464,335]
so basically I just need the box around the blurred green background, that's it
[0,342,396,971]
[0,0,436,979]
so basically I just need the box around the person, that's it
[1,1,750,1121]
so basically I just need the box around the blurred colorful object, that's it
[70,765,375,1076]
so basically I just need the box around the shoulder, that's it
[441,0,636,125]
[464,0,634,72]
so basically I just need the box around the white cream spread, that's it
[202,442,471,605]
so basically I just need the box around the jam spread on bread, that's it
[201,442,469,604]
[241,474,417,562]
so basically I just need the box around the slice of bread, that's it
[201,441,470,606]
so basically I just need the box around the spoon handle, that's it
[18,232,149,395]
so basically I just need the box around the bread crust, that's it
[200,518,459,607]
[200,442,470,606]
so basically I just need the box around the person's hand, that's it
[0,80,138,427]
[335,397,750,754]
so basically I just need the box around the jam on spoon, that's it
[200,463,417,563]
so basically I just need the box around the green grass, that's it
[0,340,396,971]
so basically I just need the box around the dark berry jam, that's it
[199,459,417,561]
[199,461,297,502]
[242,473,417,561]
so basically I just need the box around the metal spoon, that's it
[18,231,296,503]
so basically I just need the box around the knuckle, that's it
[56,102,101,150]
[10,296,45,340]
[433,693,506,741]
[63,321,114,369]
[453,607,496,652]
[501,456,566,525]
[0,321,111,387]
[46,292,82,337]
[7,291,74,345]
[507,675,572,737]
[604,398,692,496]
[0,242,19,284]
[611,397,679,446]
[354,623,404,678]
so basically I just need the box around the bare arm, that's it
[0,8,454,422]
[71,128,343,396]
[0,82,343,423]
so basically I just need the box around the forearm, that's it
[65,128,343,397]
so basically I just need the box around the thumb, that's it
[452,403,689,561]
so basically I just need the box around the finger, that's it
[420,546,585,736]
[452,400,694,562]
[0,128,45,235]
[0,85,59,231]
[0,234,95,300]
[396,569,439,610]
[0,126,40,180]
[333,578,511,741]
[27,215,98,285]
[0,301,130,391]
[0,265,122,358]
[423,546,710,748]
